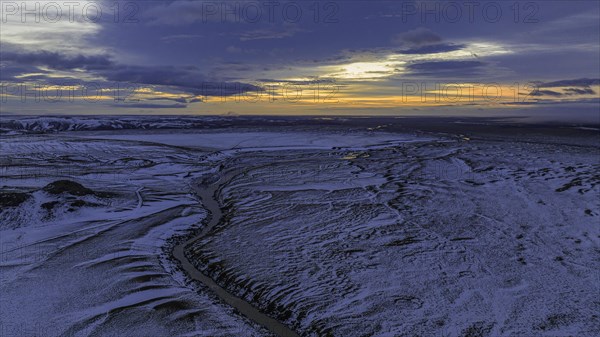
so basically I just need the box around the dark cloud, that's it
[111,103,188,109]
[147,97,188,103]
[564,87,596,95]
[0,64,47,81]
[531,89,563,97]
[528,78,599,98]
[504,97,600,105]
[1,62,261,98]
[538,78,600,88]
[238,28,301,41]
[256,78,337,84]
[99,65,263,96]
[407,60,485,77]
[392,28,442,46]
[1,51,113,71]
[147,97,203,103]
[101,65,201,85]
[398,43,465,55]
[1,49,262,97]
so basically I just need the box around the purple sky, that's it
[1,0,599,122]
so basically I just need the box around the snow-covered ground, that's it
[0,135,267,336]
[188,137,600,336]
[0,115,226,134]
[1,121,598,336]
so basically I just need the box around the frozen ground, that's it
[0,135,267,336]
[188,137,600,336]
[0,117,599,336]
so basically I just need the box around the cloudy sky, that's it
[1,0,599,121]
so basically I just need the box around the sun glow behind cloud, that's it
[319,60,401,80]
[251,41,513,85]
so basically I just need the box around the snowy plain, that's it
[0,116,598,336]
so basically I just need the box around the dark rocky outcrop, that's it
[0,192,31,208]
[43,180,95,196]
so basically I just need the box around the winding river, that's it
[173,167,300,337]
